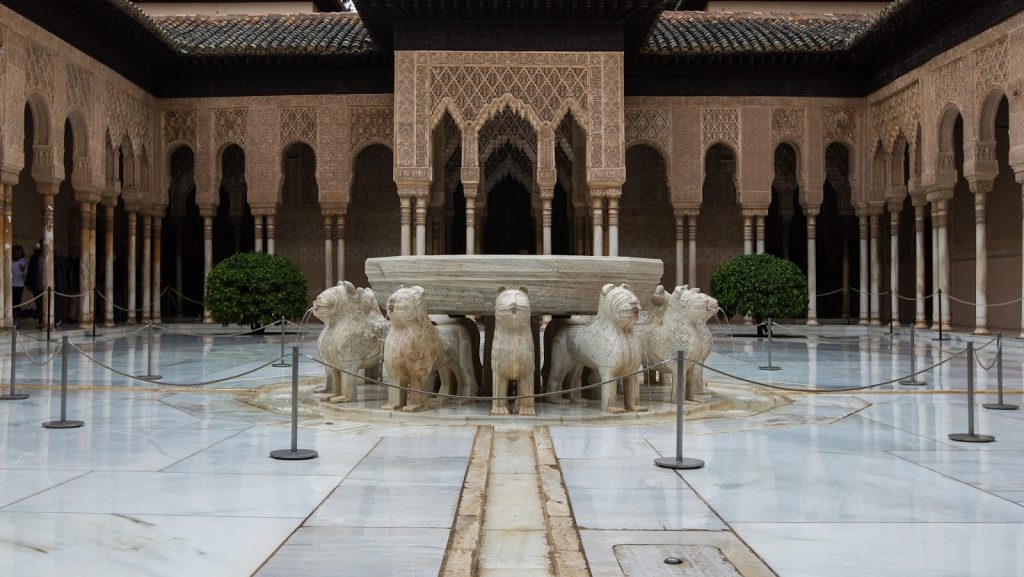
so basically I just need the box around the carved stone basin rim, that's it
[365,255,664,316]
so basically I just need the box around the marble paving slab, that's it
[305,479,461,528]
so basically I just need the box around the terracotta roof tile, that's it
[151,12,376,56]
[646,11,873,56]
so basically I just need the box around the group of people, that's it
[11,243,80,328]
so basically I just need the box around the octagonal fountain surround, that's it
[364,255,665,316]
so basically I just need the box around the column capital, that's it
[741,207,769,218]
[925,187,954,203]
[36,179,61,197]
[249,201,277,216]
[886,198,904,214]
[967,178,994,196]
[1,168,20,186]
[396,181,430,199]
[319,201,348,216]
[197,202,218,219]
[801,202,821,217]
[72,185,103,205]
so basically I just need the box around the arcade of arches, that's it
[2,4,1024,337]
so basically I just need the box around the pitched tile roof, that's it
[646,11,873,56]
[151,12,376,56]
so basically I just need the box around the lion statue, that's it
[491,286,535,416]
[432,317,482,403]
[382,286,443,412]
[313,281,388,403]
[640,285,718,401]
[543,284,646,414]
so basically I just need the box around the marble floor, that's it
[1,326,1023,576]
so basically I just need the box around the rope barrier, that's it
[167,287,205,306]
[975,344,999,372]
[691,348,966,393]
[15,332,62,366]
[306,353,673,402]
[850,287,891,297]
[67,342,290,387]
[11,292,45,309]
[815,287,846,298]
[52,290,88,299]
[151,320,283,338]
[94,287,170,314]
[945,293,1024,308]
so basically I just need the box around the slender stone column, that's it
[688,213,698,287]
[674,210,685,288]
[869,209,881,326]
[323,214,334,289]
[265,214,276,255]
[888,200,900,326]
[1018,173,1024,338]
[857,210,869,325]
[336,213,346,283]
[40,186,57,330]
[141,213,152,323]
[79,202,92,325]
[153,214,163,323]
[102,202,115,326]
[0,186,7,327]
[607,191,620,257]
[932,192,953,330]
[542,197,553,255]
[414,195,427,256]
[201,209,214,323]
[743,214,753,255]
[970,182,990,334]
[254,215,264,253]
[127,210,137,323]
[398,196,412,256]
[464,186,477,255]
[913,200,926,328]
[929,200,940,327]
[805,207,819,326]
[591,194,604,257]
[1,183,10,328]
[755,214,765,254]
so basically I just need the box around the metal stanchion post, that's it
[933,289,948,341]
[271,346,318,460]
[900,326,926,386]
[42,336,84,429]
[949,342,995,443]
[272,316,290,368]
[984,333,1017,411]
[0,331,28,400]
[759,318,781,371]
[655,349,704,470]
[137,322,162,381]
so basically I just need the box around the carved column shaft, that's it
[254,215,264,253]
[399,197,412,256]
[464,186,477,256]
[542,197,553,256]
[337,213,346,283]
[153,215,163,323]
[265,214,276,255]
[41,188,56,330]
[606,193,620,257]
[755,214,765,254]
[323,214,334,289]
[674,212,685,288]
[869,210,881,326]
[79,202,92,325]
[857,211,869,325]
[743,215,753,255]
[913,201,926,328]
[127,211,137,322]
[201,211,214,323]
[971,185,989,334]
[591,195,604,257]
[687,213,698,287]
[141,213,152,323]
[806,209,819,326]
[415,195,427,256]
[103,202,116,326]
[888,206,900,326]
[933,195,952,330]
[0,186,8,327]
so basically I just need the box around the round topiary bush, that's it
[204,252,308,329]
[709,253,808,332]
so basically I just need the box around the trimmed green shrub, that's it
[709,253,808,330]
[204,252,308,329]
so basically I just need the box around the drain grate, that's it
[614,544,744,576]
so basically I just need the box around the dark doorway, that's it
[485,176,535,254]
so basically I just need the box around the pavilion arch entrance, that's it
[277,142,324,292]
[766,143,807,272]
[478,106,538,255]
[621,144,674,285]
[817,142,861,321]
[347,144,399,289]
[485,176,535,254]
[698,143,742,291]
[214,144,254,264]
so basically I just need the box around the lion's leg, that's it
[600,368,624,414]
[328,366,350,403]
[433,370,452,407]
[459,347,479,398]
[692,362,707,397]
[545,352,570,405]
[402,373,429,412]
[517,370,536,416]
[569,364,585,405]
[382,372,404,410]
[625,373,646,413]
[317,367,331,395]
[491,372,510,416]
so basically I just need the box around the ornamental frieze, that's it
[824,108,857,144]
[870,82,919,151]
[280,107,317,146]
[701,108,739,150]
[771,108,804,144]
[66,63,91,112]
[625,109,671,154]
[214,108,247,146]
[350,106,393,151]
[162,109,195,145]
[974,38,1009,97]
[26,42,54,95]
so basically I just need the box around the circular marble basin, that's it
[365,255,664,316]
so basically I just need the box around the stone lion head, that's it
[313,281,379,323]
[386,285,429,324]
[666,286,719,324]
[495,286,530,326]
[599,283,641,329]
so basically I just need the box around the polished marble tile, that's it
[5,470,341,518]
[569,487,724,530]
[368,433,475,458]
[890,450,1024,497]
[305,480,461,528]
[345,456,469,486]
[551,437,661,459]
[733,522,1024,577]
[256,527,450,577]
[0,511,298,577]
[0,469,89,508]
[678,450,1024,523]
[560,459,688,490]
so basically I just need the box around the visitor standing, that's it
[24,242,43,326]
[11,245,27,324]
